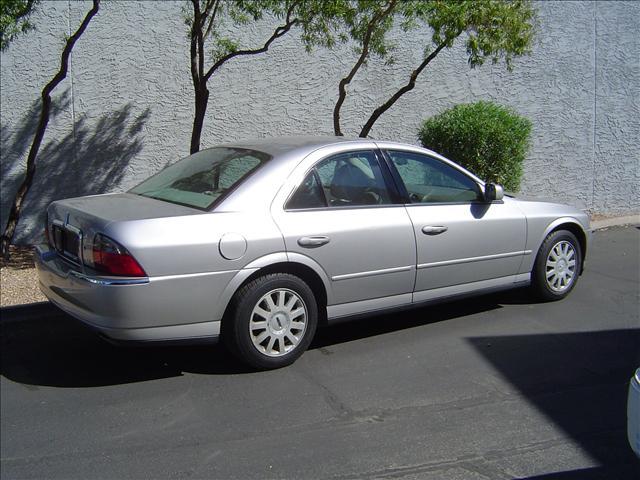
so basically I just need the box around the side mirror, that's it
[484,183,504,202]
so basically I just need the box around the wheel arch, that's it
[540,218,588,273]
[217,253,331,330]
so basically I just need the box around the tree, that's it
[332,0,397,136]
[0,0,37,51]
[330,0,537,138]
[185,0,348,154]
[0,0,100,258]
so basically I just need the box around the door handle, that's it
[422,225,448,235]
[298,235,331,248]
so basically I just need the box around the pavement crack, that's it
[295,364,354,420]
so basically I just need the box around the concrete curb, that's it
[591,215,640,230]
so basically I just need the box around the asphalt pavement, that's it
[1,226,639,479]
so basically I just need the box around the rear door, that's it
[272,147,416,316]
[381,147,527,299]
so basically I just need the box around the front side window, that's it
[130,147,271,210]
[387,150,481,203]
[286,150,393,210]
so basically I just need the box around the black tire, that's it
[531,229,582,301]
[223,273,318,369]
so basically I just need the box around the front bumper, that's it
[34,244,225,342]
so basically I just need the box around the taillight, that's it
[92,234,146,277]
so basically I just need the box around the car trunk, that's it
[46,193,204,266]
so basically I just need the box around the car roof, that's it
[214,135,362,158]
[209,136,484,213]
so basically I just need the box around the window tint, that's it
[314,151,393,207]
[286,171,326,209]
[130,148,270,210]
[286,151,393,210]
[387,150,481,203]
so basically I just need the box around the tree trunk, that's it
[0,95,51,258]
[190,85,209,154]
[358,42,447,139]
[332,1,397,137]
[0,0,100,259]
[333,78,349,136]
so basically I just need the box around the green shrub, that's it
[418,101,532,192]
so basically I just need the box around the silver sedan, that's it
[35,137,590,368]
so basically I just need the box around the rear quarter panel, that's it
[104,211,285,277]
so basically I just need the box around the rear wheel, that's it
[224,273,318,369]
[531,230,582,301]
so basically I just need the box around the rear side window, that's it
[387,150,481,203]
[286,171,326,209]
[286,150,393,210]
[130,147,270,210]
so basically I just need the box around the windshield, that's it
[130,147,271,210]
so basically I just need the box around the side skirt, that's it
[326,273,531,325]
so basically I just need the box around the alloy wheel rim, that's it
[249,288,307,357]
[545,240,577,292]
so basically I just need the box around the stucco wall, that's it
[1,0,638,243]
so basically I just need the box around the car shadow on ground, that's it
[468,329,640,479]
[0,291,506,387]
[2,296,638,476]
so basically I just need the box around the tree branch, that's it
[43,0,100,95]
[332,0,397,136]
[1,0,101,258]
[189,0,201,88]
[202,0,300,82]
[203,0,220,40]
[359,41,447,138]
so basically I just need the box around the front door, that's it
[382,148,527,298]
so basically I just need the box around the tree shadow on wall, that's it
[0,91,150,244]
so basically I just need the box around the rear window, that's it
[130,147,271,210]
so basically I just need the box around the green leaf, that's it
[0,0,38,51]
[418,101,532,192]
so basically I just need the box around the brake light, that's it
[92,234,146,277]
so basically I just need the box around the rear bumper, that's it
[34,245,223,343]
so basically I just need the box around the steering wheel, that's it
[362,187,382,205]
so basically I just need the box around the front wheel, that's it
[531,230,582,301]
[224,273,318,369]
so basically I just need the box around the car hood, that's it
[508,193,589,212]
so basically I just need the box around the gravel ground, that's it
[0,247,46,307]
[0,267,47,307]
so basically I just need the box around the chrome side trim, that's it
[151,269,239,282]
[417,250,532,270]
[69,270,149,286]
[331,265,413,282]
[327,293,412,319]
